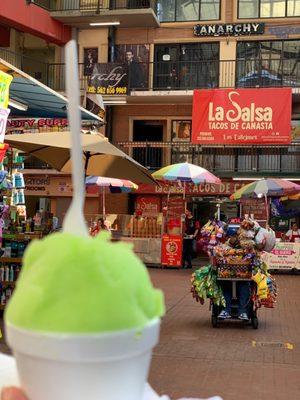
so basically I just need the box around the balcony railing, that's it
[47,59,300,92]
[47,63,86,91]
[33,0,54,9]
[1,47,299,93]
[35,0,157,12]
[0,47,49,85]
[117,142,300,177]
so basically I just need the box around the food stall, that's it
[152,162,221,268]
[160,196,185,268]
[86,212,164,266]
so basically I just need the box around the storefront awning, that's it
[0,58,103,121]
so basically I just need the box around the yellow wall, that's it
[78,28,109,64]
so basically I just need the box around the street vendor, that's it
[285,223,300,242]
[183,209,199,269]
[218,234,251,321]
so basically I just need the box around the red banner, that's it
[192,88,292,145]
[137,181,245,196]
[161,234,182,267]
[240,198,267,221]
[135,195,161,216]
[162,196,185,218]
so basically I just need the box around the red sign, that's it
[135,195,161,216]
[0,143,8,162]
[161,234,182,267]
[7,118,69,128]
[162,196,185,217]
[162,196,185,235]
[137,181,245,196]
[240,198,267,221]
[192,88,292,145]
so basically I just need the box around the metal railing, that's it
[1,47,299,93]
[117,142,300,176]
[47,63,87,91]
[236,58,300,88]
[34,0,157,12]
[46,59,300,92]
[0,47,49,85]
[33,0,54,10]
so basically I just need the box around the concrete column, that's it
[71,28,78,42]
[219,40,236,88]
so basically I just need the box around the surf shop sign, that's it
[192,88,292,145]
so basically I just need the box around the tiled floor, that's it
[1,267,299,400]
[148,268,300,400]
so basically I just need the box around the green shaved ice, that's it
[5,232,165,333]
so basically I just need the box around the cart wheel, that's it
[211,315,218,328]
[252,316,258,329]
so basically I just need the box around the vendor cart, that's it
[191,218,277,330]
[211,279,258,329]
[210,253,259,329]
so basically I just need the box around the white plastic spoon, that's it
[62,40,88,236]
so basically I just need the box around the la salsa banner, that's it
[136,181,245,196]
[192,88,292,145]
[87,63,128,96]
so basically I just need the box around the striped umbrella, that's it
[230,178,300,200]
[231,178,300,223]
[86,176,138,216]
[152,162,221,218]
[86,176,138,193]
[152,162,221,184]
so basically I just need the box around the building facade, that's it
[1,0,300,219]
[0,0,71,86]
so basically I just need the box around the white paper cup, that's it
[6,318,160,400]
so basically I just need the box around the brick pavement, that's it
[148,268,300,400]
[0,268,299,399]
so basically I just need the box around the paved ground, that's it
[1,267,299,400]
[148,268,300,400]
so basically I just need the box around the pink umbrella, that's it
[86,176,138,216]
[152,162,221,221]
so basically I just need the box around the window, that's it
[288,0,300,16]
[236,40,300,88]
[154,42,219,90]
[238,0,300,18]
[238,0,259,18]
[157,0,220,22]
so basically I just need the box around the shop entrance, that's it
[132,120,164,169]
[26,196,51,217]
[189,197,239,226]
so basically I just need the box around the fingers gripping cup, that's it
[5,232,165,400]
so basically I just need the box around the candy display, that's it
[5,231,165,333]
[252,269,277,309]
[200,219,226,255]
[191,265,225,307]
[217,264,252,279]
